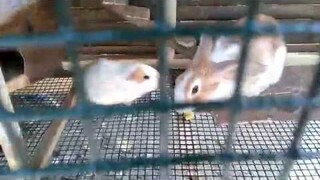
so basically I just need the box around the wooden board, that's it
[61,53,319,72]
[71,6,150,22]
[78,44,320,55]
[132,0,320,7]
[72,0,128,8]
[177,5,320,20]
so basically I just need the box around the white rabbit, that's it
[174,14,287,114]
[84,58,160,105]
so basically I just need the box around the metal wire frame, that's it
[0,0,319,179]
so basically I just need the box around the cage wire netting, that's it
[1,71,320,179]
[0,0,320,179]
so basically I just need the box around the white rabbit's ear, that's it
[193,34,214,62]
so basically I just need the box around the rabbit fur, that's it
[174,14,287,113]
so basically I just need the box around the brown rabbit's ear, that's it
[222,64,238,80]
[193,34,214,62]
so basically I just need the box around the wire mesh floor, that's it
[1,71,320,179]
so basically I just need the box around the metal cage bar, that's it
[156,0,177,179]
[0,0,319,179]
[222,0,261,179]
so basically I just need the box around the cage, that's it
[0,0,319,180]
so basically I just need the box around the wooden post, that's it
[163,0,177,61]
[31,88,77,169]
[0,66,29,171]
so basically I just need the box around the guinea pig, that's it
[84,58,160,105]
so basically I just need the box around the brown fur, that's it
[175,14,285,104]
[127,66,146,83]
[235,14,284,53]
[0,1,67,84]
[236,14,278,26]
[0,1,58,35]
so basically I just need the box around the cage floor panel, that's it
[0,76,320,179]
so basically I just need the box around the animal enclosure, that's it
[0,0,320,179]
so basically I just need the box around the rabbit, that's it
[174,14,287,114]
[84,58,160,105]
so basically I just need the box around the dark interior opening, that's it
[0,49,24,82]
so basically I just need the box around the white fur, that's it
[242,44,287,97]
[207,80,236,101]
[84,59,159,105]
[269,45,287,84]
[174,71,192,104]
[174,71,198,113]
[210,36,241,63]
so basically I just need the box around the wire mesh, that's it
[0,74,319,179]
[0,0,320,179]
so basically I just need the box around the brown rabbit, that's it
[174,14,287,114]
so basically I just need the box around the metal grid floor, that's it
[0,71,320,179]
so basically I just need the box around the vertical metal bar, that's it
[279,54,320,179]
[53,0,83,99]
[156,0,176,179]
[222,0,260,179]
[0,66,29,172]
[53,0,101,179]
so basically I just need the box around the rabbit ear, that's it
[193,34,214,63]
[126,66,146,83]
[222,64,238,80]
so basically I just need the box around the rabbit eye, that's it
[144,75,150,80]
[192,85,199,94]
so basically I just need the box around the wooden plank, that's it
[6,75,30,93]
[103,0,128,6]
[73,20,153,31]
[71,6,150,23]
[179,19,315,26]
[81,0,104,8]
[71,0,82,7]
[177,5,320,20]
[287,43,320,52]
[178,20,319,44]
[61,53,319,71]
[99,3,197,59]
[80,0,128,8]
[61,58,191,71]
[73,19,319,44]
[89,41,153,46]
[132,0,320,7]
[79,45,156,54]
[31,88,76,169]
[77,43,320,55]
[78,53,159,60]
[176,0,320,6]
